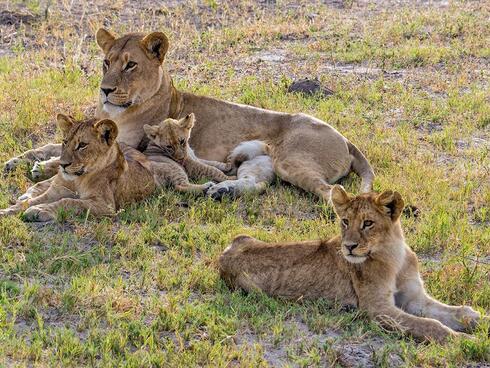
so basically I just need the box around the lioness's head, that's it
[57,114,118,181]
[143,114,195,163]
[330,185,405,264]
[96,28,169,116]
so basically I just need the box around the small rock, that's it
[287,78,334,98]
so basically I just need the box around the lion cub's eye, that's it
[179,138,186,146]
[166,145,174,151]
[76,142,88,151]
[103,59,110,68]
[341,219,349,227]
[125,61,137,71]
[362,220,374,229]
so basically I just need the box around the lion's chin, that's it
[343,254,368,264]
[60,171,78,181]
[102,101,132,117]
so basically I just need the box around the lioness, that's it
[0,115,156,221]
[4,29,374,200]
[219,185,482,343]
[143,113,236,191]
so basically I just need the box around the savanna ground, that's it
[0,0,489,366]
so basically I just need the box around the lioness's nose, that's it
[101,87,116,96]
[344,243,358,252]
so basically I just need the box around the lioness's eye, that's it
[76,142,88,150]
[341,219,349,227]
[179,138,186,146]
[125,61,137,71]
[362,220,374,229]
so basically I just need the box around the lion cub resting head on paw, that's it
[143,113,235,194]
[219,185,482,343]
[0,115,157,222]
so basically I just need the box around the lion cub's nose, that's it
[344,243,358,252]
[101,87,116,96]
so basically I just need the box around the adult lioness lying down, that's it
[4,29,374,199]
[219,186,483,343]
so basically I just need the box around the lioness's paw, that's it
[30,161,46,182]
[3,157,22,173]
[23,206,55,222]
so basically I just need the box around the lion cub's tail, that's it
[227,140,269,168]
[347,141,375,193]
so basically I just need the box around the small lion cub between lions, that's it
[0,115,157,222]
[143,113,235,193]
[219,185,482,343]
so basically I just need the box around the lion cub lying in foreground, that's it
[219,186,482,343]
[143,114,235,193]
[0,115,157,221]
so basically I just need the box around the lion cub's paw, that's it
[23,206,55,222]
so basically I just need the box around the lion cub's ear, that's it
[94,119,118,146]
[375,190,405,221]
[330,185,352,213]
[96,28,116,54]
[143,124,158,138]
[57,114,75,137]
[180,113,195,130]
[141,32,169,63]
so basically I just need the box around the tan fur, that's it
[5,29,374,199]
[143,114,235,194]
[219,185,482,343]
[0,115,156,222]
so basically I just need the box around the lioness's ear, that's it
[94,119,118,146]
[143,124,158,137]
[96,28,116,54]
[57,114,75,137]
[180,113,195,130]
[376,190,404,221]
[330,185,352,214]
[141,32,169,63]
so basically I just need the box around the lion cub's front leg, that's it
[23,197,114,222]
[395,252,481,332]
[184,158,236,183]
[356,283,462,343]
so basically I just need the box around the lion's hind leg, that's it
[273,158,332,201]
[219,235,262,291]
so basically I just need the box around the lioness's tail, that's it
[348,142,375,193]
[227,140,269,168]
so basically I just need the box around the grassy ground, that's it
[0,0,489,366]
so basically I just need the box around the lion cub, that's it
[219,185,482,343]
[143,113,235,193]
[0,115,156,221]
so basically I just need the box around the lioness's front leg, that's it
[4,143,61,175]
[357,285,461,343]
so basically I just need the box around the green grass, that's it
[0,1,489,366]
